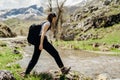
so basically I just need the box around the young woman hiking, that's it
[24,12,70,76]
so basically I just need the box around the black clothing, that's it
[25,36,64,74]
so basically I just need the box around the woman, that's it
[24,12,70,76]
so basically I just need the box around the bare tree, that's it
[54,0,67,40]
[47,0,67,40]
[48,0,52,12]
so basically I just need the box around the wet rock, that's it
[0,70,16,80]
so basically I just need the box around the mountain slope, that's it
[62,0,120,41]
[0,5,44,20]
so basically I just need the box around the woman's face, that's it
[52,17,57,24]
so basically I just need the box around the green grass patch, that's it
[54,23,120,53]
[1,45,80,80]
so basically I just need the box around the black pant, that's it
[25,36,64,74]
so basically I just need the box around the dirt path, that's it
[1,37,120,78]
[18,45,120,79]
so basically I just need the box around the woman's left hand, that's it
[39,44,43,50]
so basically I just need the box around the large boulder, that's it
[0,70,16,80]
[0,23,16,37]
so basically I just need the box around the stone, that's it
[13,49,20,54]
[0,43,7,47]
[98,45,110,51]
[95,73,111,80]
[93,43,100,48]
[0,23,17,37]
[0,70,16,80]
[111,44,120,48]
[49,70,90,80]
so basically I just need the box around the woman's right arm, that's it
[39,23,49,50]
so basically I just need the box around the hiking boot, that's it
[20,72,29,78]
[61,67,71,74]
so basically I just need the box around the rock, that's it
[32,71,53,80]
[114,0,120,4]
[61,34,75,41]
[13,49,20,54]
[0,23,17,37]
[74,13,82,21]
[88,6,98,13]
[95,73,111,80]
[98,45,110,51]
[93,43,100,48]
[11,40,27,47]
[111,78,120,80]
[0,43,7,47]
[103,0,112,5]
[111,44,120,48]
[61,0,120,41]
[0,70,16,80]
[49,70,90,80]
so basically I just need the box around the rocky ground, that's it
[0,37,120,80]
[61,0,120,41]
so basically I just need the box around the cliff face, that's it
[61,0,120,41]
[0,23,16,37]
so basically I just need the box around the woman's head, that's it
[47,12,57,24]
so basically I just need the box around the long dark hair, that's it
[47,12,56,30]
[47,12,56,23]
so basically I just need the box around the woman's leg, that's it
[25,45,41,74]
[43,40,64,68]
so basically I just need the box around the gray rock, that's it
[111,44,120,48]
[0,70,16,80]
[0,23,17,37]
[13,49,20,54]
[49,70,90,80]
[103,0,112,5]
[93,42,100,48]
[95,73,111,80]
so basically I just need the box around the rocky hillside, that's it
[0,22,16,37]
[61,0,120,41]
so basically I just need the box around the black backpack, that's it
[27,22,46,45]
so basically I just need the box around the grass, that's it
[3,18,41,36]
[1,41,84,80]
[54,23,120,53]
[0,46,23,80]
[0,42,54,80]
